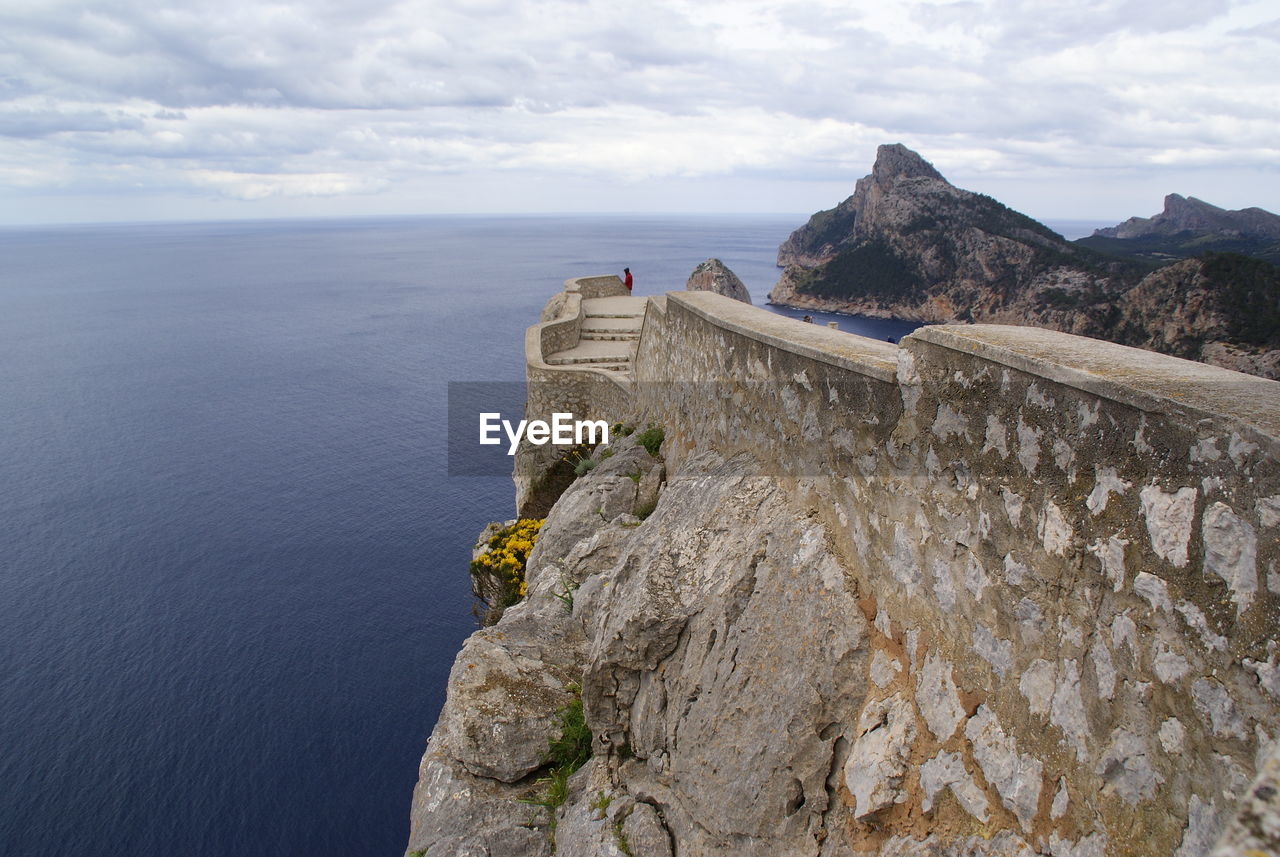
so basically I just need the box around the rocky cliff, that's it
[405,288,1280,857]
[768,145,1280,380]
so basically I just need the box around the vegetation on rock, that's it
[635,425,664,457]
[519,684,593,850]
[469,518,544,626]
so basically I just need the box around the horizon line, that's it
[0,211,1120,231]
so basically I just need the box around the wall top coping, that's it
[666,291,899,383]
[565,274,630,298]
[911,324,1280,442]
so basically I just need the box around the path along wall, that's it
[538,288,1280,855]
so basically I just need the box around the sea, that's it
[0,214,936,857]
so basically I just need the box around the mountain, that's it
[1076,194,1280,265]
[768,144,1280,379]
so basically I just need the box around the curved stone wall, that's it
[515,276,634,514]
[519,284,1280,855]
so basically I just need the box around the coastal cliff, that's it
[768,145,1280,380]
[405,283,1280,857]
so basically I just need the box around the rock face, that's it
[777,143,944,269]
[405,439,876,857]
[768,143,1280,379]
[685,258,751,304]
[1112,254,1280,377]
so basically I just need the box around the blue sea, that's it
[0,214,920,857]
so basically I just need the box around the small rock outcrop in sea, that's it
[685,258,751,304]
[768,143,1280,380]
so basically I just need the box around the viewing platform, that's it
[543,295,646,374]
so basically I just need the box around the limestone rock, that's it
[577,452,869,855]
[433,630,577,782]
[524,435,664,590]
[685,258,751,304]
[620,802,674,857]
[964,706,1044,832]
[540,290,572,322]
[843,693,917,818]
[915,652,965,742]
[767,143,1120,331]
[777,143,943,269]
[404,744,553,857]
[873,831,1035,857]
[1209,738,1280,857]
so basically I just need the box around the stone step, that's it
[581,332,641,341]
[584,313,645,320]
[581,321,640,335]
[546,353,633,366]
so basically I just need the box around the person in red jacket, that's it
[623,267,633,293]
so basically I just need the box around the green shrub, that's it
[1202,252,1280,346]
[612,820,633,856]
[546,689,591,772]
[551,575,578,612]
[635,426,664,457]
[589,790,612,819]
[519,685,594,850]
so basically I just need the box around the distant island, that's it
[1079,193,1280,265]
[768,144,1280,380]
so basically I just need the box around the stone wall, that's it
[571,274,630,299]
[529,288,1280,854]
[514,277,634,515]
[538,291,584,355]
[500,285,1280,855]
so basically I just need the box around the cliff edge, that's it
[405,289,1280,857]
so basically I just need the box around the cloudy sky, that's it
[2,0,1277,225]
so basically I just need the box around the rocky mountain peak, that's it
[1094,194,1280,241]
[1160,193,1225,230]
[775,144,952,269]
[869,143,945,188]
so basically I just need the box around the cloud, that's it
[187,168,389,199]
[0,0,1276,219]
[0,106,143,138]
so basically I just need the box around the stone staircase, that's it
[544,296,646,373]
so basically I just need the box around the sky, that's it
[1,0,1277,226]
